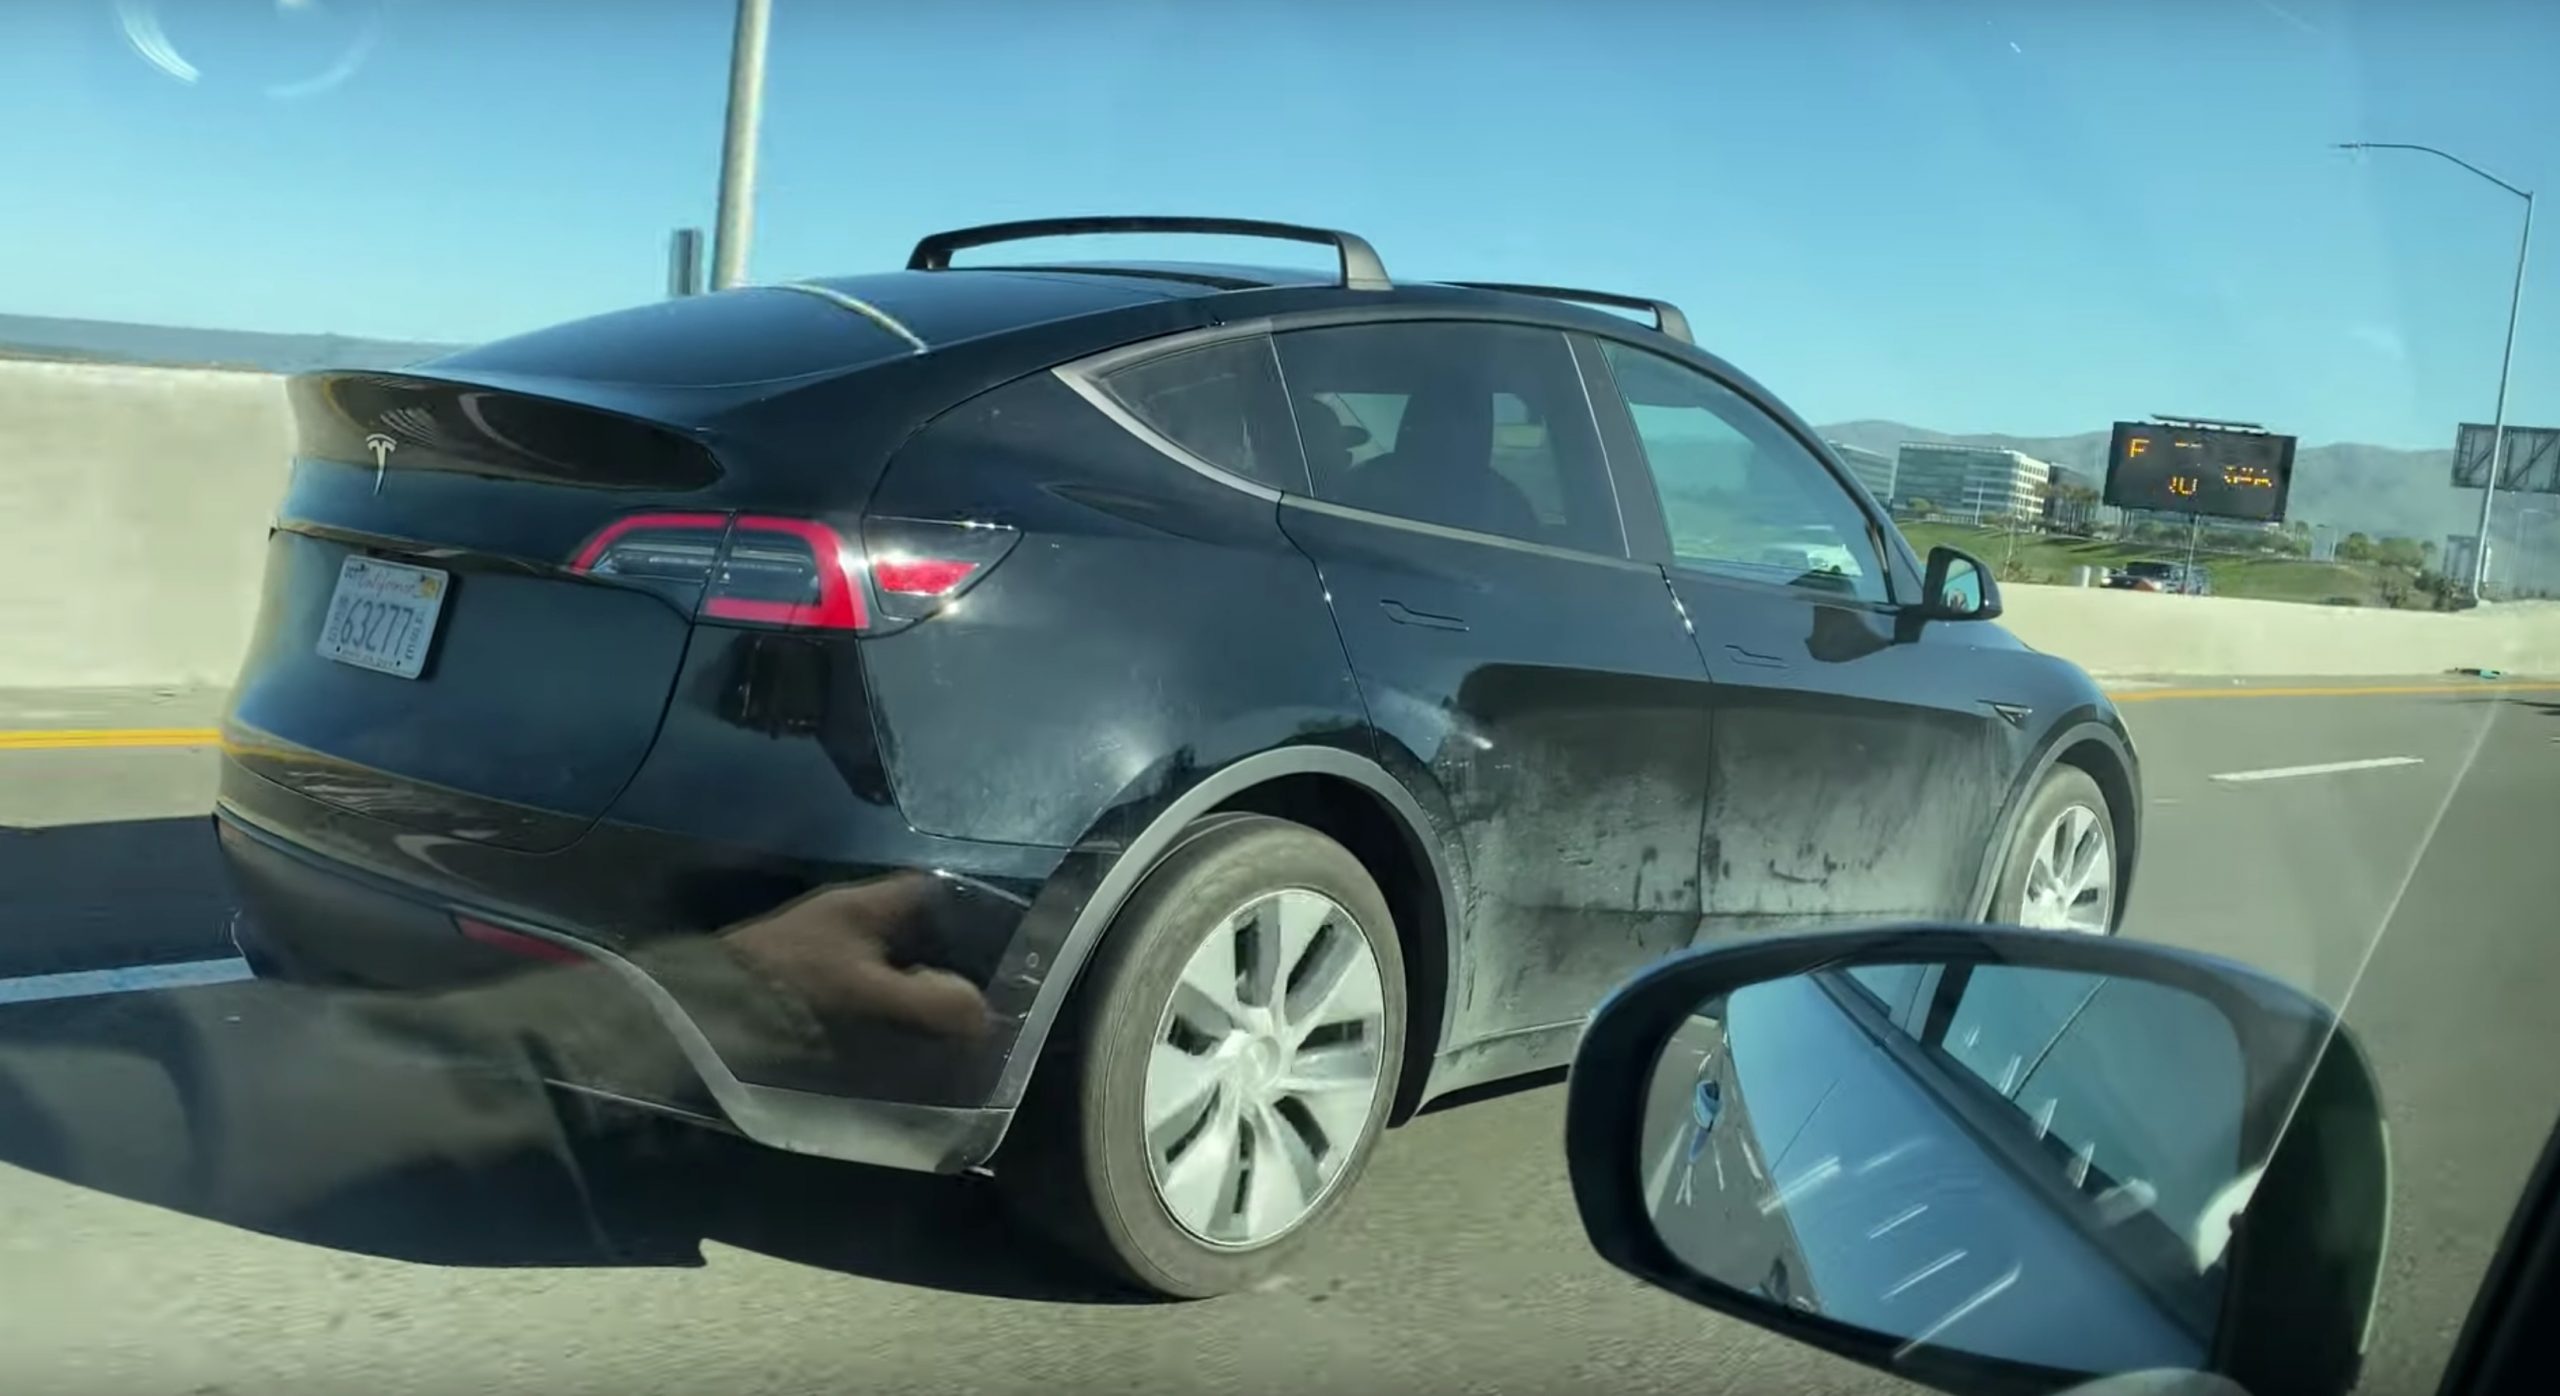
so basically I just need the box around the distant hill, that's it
[0,313,460,376]
[1817,418,2469,544]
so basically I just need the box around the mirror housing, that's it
[1565,925,2386,1396]
[1922,546,2003,621]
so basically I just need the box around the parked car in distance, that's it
[2109,560,2212,595]
[212,215,2141,1298]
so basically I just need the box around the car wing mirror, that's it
[1922,546,2002,621]
[1564,925,2386,1396]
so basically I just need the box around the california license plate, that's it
[317,556,449,679]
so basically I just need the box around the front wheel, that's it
[1989,765,2119,934]
[1000,814,1408,1297]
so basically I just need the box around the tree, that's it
[2374,536,2426,570]
[2338,532,2376,563]
[1903,497,1936,517]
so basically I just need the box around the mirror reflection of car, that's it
[1657,966,2247,1366]
[1923,546,2000,620]
[1568,925,2387,1396]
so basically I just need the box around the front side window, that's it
[1097,337,1304,492]
[1599,342,1889,602]
[1272,322,1624,556]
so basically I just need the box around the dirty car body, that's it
[212,219,2140,1175]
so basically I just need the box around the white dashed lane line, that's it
[0,957,252,1007]
[2209,757,2425,784]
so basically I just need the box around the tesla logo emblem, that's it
[364,433,396,495]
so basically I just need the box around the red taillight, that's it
[571,511,869,631]
[570,511,1015,633]
[570,511,730,576]
[862,516,1020,626]
[708,516,868,630]
[871,557,980,596]
[455,915,586,965]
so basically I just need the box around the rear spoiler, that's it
[288,371,721,491]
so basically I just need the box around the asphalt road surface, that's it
[2,678,2556,1395]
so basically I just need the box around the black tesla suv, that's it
[213,216,2139,1296]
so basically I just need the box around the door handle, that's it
[1381,599,1469,632]
[1723,643,1789,669]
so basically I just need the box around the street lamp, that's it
[2337,142,2534,603]
[710,0,774,290]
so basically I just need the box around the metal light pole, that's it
[710,0,773,291]
[667,227,706,297]
[2338,142,2535,603]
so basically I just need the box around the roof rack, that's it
[1447,282,1692,344]
[908,217,1391,292]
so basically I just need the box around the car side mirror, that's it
[1564,926,2386,1396]
[1922,546,2002,620]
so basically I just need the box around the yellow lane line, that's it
[0,727,223,751]
[2106,680,2560,703]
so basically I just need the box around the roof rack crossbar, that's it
[1448,281,1692,344]
[908,217,1390,291]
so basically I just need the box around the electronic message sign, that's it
[2103,421,2295,522]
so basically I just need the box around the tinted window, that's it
[1273,322,1623,556]
[1098,337,1305,492]
[1600,342,1888,601]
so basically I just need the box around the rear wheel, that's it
[1001,814,1407,1297]
[1991,765,2119,934]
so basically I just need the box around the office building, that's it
[1893,442,2052,521]
[1826,442,1897,503]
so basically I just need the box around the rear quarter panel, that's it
[858,371,1371,848]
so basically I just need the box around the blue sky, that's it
[0,0,2550,449]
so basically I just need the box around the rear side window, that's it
[1096,338,1307,493]
[1272,322,1624,556]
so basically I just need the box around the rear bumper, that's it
[213,779,1056,1174]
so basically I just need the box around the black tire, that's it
[999,813,1408,1298]
[1988,764,2120,932]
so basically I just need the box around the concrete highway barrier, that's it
[3,358,2554,689]
[1,359,289,690]
[1996,586,2560,678]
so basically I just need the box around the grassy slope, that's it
[1895,521,2410,606]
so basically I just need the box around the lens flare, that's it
[110,0,387,100]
